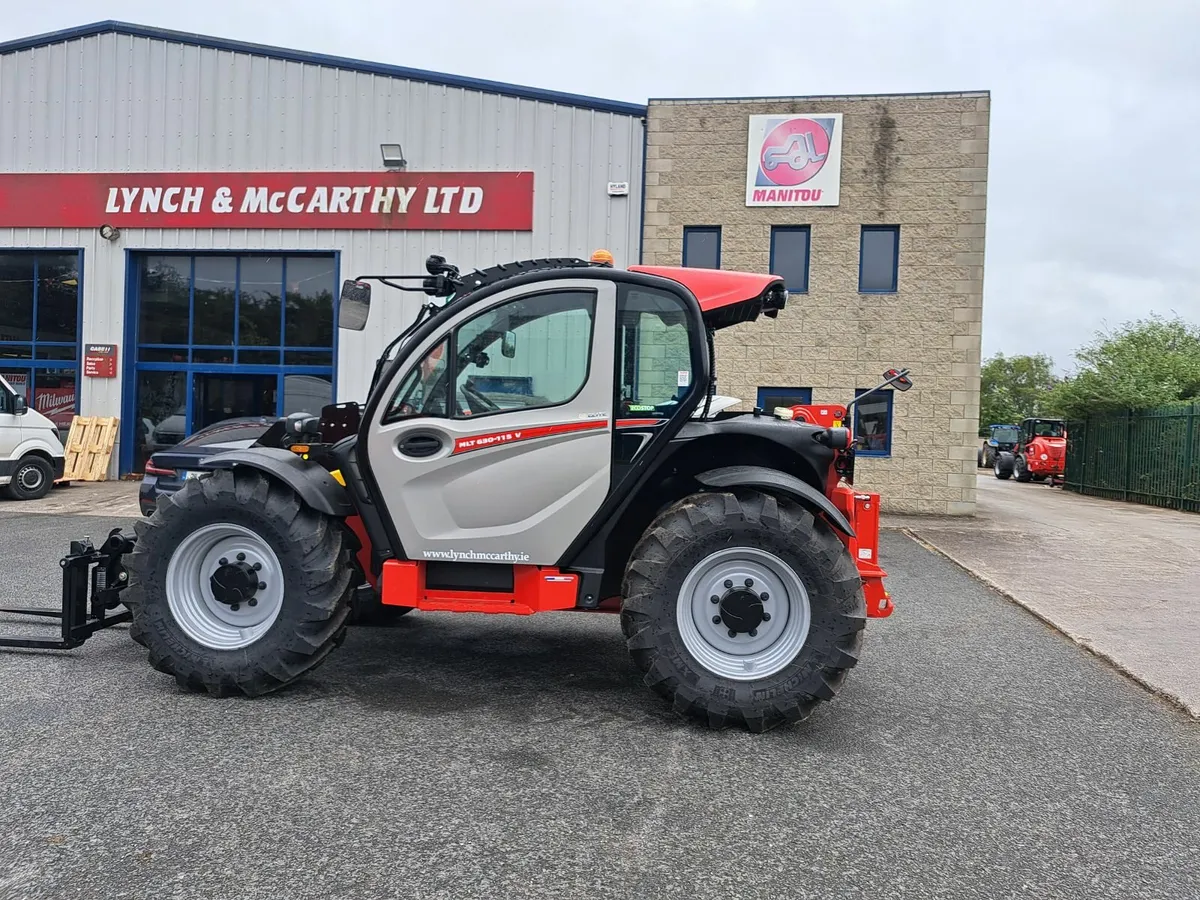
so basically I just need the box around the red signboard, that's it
[83,344,118,378]
[0,172,534,231]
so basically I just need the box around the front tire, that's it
[1014,456,1033,482]
[620,490,865,733]
[124,468,353,696]
[994,452,1014,480]
[3,454,54,500]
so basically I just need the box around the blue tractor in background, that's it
[977,423,1021,469]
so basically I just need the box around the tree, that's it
[978,352,1058,434]
[1049,315,1200,418]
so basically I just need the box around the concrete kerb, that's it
[893,525,1199,720]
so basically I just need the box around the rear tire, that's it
[994,452,1014,480]
[124,468,353,697]
[1014,455,1033,482]
[620,490,865,733]
[2,454,54,501]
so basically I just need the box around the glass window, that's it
[385,339,450,421]
[853,388,893,457]
[238,256,283,347]
[192,256,237,347]
[283,373,333,416]
[757,387,812,411]
[682,226,721,269]
[284,256,335,349]
[36,254,80,344]
[139,256,191,344]
[618,286,695,417]
[859,226,899,293]
[34,368,77,441]
[135,371,188,471]
[770,227,810,293]
[453,291,595,416]
[0,254,35,345]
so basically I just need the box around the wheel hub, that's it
[209,559,263,608]
[718,588,765,634]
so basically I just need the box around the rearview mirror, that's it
[501,330,517,358]
[338,279,371,331]
[13,394,27,415]
[884,368,913,391]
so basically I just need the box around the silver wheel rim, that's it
[165,523,285,650]
[676,547,811,681]
[17,463,44,492]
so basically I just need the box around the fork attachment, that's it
[0,528,136,650]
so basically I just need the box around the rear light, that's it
[144,462,176,476]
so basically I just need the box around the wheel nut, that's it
[253,562,262,572]
[749,628,758,638]
[710,595,720,604]
[248,598,258,607]
[760,592,769,601]
[230,603,240,612]
[237,553,246,562]
[219,557,228,566]
[728,629,737,638]
[745,578,754,587]
[724,579,733,589]
[762,612,771,622]
[712,615,722,625]
[258,581,267,590]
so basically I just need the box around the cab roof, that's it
[629,265,787,329]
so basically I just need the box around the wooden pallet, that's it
[59,416,120,482]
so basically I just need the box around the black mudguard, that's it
[695,465,855,538]
[199,447,354,518]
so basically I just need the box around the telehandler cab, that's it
[0,253,911,732]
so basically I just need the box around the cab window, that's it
[617,286,696,418]
[383,290,596,422]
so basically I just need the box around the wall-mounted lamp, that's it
[380,143,407,170]
[98,224,121,241]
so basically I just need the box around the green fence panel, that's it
[1062,404,1199,513]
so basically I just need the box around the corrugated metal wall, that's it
[0,32,644,464]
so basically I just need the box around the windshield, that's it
[1032,421,1065,438]
[993,427,1020,443]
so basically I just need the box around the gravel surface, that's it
[1,514,1197,900]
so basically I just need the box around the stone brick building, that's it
[641,91,990,515]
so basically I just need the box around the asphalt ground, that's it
[1,514,1197,900]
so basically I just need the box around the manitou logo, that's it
[746,114,843,207]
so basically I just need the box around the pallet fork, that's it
[0,528,135,650]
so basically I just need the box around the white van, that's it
[0,374,67,501]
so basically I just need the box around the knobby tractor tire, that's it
[620,490,866,733]
[1014,456,1033,483]
[123,468,353,697]
[994,452,1014,480]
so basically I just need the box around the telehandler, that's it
[0,253,911,732]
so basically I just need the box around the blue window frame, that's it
[859,225,899,293]
[757,386,812,411]
[769,226,810,293]
[682,226,721,269]
[853,388,893,457]
[122,251,339,474]
[0,249,83,441]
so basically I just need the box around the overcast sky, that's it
[5,0,1198,373]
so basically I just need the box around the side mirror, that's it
[884,368,913,391]
[338,279,371,331]
[501,330,517,359]
[13,394,27,415]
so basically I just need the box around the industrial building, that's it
[0,21,987,513]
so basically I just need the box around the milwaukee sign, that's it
[0,172,534,230]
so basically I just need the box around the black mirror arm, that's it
[844,368,912,413]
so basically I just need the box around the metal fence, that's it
[1064,404,1200,512]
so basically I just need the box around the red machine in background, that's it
[993,417,1067,484]
[772,368,913,619]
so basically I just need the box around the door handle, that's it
[398,434,443,459]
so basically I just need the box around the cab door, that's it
[363,279,616,566]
